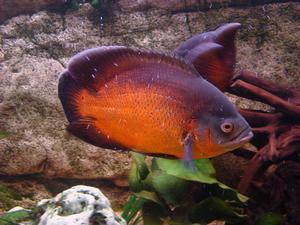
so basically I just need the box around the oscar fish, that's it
[58,46,253,165]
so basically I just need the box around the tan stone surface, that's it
[0,0,65,23]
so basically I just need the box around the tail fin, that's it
[58,70,82,123]
[58,70,127,150]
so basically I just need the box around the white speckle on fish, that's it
[113,62,119,67]
[107,135,110,139]
[105,84,108,88]
[85,56,90,61]
[86,124,90,129]
[92,74,95,79]
[220,104,224,112]
[93,68,98,72]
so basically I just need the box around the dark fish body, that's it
[59,46,252,159]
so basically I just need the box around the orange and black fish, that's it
[175,23,241,91]
[58,46,252,166]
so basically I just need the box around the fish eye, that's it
[220,122,234,133]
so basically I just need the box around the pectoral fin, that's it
[182,132,196,171]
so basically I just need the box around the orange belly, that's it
[77,81,192,158]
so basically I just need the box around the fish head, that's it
[192,87,253,158]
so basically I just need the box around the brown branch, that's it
[237,148,266,195]
[235,71,300,105]
[239,108,282,127]
[230,79,300,118]
[231,70,300,196]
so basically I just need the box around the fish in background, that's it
[58,23,252,167]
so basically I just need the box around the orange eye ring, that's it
[221,122,234,133]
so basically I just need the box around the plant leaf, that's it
[132,152,149,180]
[152,158,247,203]
[129,160,143,192]
[169,206,191,225]
[122,195,145,224]
[151,172,189,205]
[255,212,284,225]
[0,209,32,225]
[129,153,149,192]
[122,195,137,221]
[189,197,245,223]
[188,197,246,224]
[153,158,217,184]
[0,131,10,139]
[134,191,164,206]
[142,202,167,225]
[91,0,101,9]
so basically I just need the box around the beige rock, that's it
[117,0,287,12]
[0,0,65,23]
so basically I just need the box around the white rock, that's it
[7,206,26,212]
[37,185,126,225]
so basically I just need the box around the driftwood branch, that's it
[228,71,300,195]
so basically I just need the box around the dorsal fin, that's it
[183,42,223,62]
[214,23,240,77]
[67,46,199,91]
[183,43,232,91]
[214,23,241,50]
[175,23,241,91]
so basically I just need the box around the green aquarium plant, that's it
[122,153,248,225]
[0,131,10,139]
[0,209,33,225]
[0,185,22,210]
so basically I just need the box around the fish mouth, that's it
[222,128,254,151]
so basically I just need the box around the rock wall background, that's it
[0,0,299,211]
